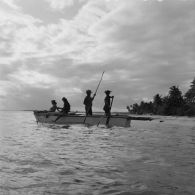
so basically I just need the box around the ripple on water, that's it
[0,112,195,195]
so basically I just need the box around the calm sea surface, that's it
[0,111,194,195]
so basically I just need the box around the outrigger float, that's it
[33,111,152,128]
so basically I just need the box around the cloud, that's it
[44,0,90,11]
[86,0,195,80]
[0,0,20,10]
[0,80,22,109]
[44,0,86,11]
[9,69,58,88]
[0,0,42,65]
[0,0,195,110]
[45,0,74,11]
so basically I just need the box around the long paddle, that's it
[83,71,105,123]
[106,96,114,126]
[94,71,105,95]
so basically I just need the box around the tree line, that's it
[128,77,195,116]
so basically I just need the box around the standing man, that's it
[103,90,114,116]
[83,90,96,115]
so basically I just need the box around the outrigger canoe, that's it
[33,110,131,127]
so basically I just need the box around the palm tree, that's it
[185,78,195,104]
[165,86,184,115]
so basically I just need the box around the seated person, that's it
[49,100,59,112]
[58,97,70,114]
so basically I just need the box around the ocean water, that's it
[0,111,194,195]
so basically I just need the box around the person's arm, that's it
[57,107,62,111]
[92,93,96,100]
[109,96,114,107]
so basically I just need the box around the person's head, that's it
[51,100,57,105]
[105,90,111,95]
[86,90,92,95]
[62,97,67,102]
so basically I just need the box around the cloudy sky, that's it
[0,0,194,111]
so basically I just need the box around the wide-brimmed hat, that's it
[105,90,112,94]
[51,100,57,104]
[86,89,92,94]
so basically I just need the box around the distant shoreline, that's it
[0,110,34,111]
[0,110,194,118]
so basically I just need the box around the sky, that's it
[0,0,195,111]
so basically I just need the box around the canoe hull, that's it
[33,111,131,127]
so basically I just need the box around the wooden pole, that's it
[83,71,105,124]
